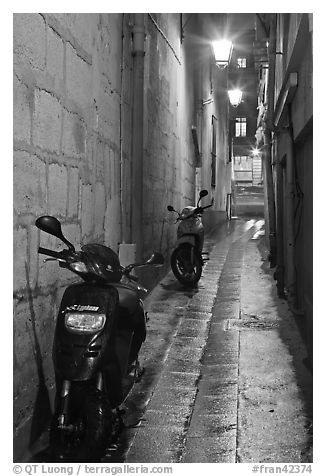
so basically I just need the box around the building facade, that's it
[13,13,231,459]
[228,14,261,186]
[254,13,313,359]
[229,25,261,185]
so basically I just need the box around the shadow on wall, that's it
[25,263,52,452]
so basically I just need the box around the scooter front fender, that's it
[176,235,196,247]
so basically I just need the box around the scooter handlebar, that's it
[38,246,64,260]
[183,204,213,218]
[201,203,213,210]
[173,202,213,221]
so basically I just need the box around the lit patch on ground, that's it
[243,219,256,231]
[251,230,265,240]
[251,219,265,239]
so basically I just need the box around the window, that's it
[235,117,247,137]
[233,156,253,183]
[237,57,247,68]
[234,156,252,168]
[191,126,201,167]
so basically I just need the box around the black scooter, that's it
[35,216,164,461]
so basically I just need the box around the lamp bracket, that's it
[181,14,193,42]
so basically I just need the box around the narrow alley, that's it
[98,216,312,464]
[13,12,313,468]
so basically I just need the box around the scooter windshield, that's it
[81,244,122,282]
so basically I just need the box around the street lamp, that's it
[252,147,261,157]
[228,88,243,107]
[212,39,233,69]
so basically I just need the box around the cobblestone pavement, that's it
[103,217,312,463]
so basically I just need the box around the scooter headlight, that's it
[69,261,88,273]
[65,312,106,333]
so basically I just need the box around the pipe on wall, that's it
[263,13,277,267]
[286,103,298,311]
[119,13,125,243]
[275,135,286,298]
[131,13,146,262]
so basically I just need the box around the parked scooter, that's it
[167,190,213,287]
[35,216,164,461]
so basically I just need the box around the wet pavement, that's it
[234,186,264,216]
[27,214,313,464]
[102,216,312,463]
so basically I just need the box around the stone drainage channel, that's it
[102,218,265,463]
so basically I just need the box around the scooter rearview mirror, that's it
[199,189,208,198]
[145,252,165,266]
[167,205,175,212]
[35,216,75,251]
[197,189,209,207]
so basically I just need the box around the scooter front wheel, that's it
[171,244,202,287]
[50,385,113,462]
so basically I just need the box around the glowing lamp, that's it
[228,89,243,107]
[212,39,233,69]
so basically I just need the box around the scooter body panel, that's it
[53,280,146,384]
[53,282,119,381]
[114,283,146,376]
[177,218,204,252]
[115,283,143,320]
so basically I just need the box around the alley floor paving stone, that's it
[115,217,313,464]
[27,217,313,465]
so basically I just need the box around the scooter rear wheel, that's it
[171,244,202,287]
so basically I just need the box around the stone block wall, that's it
[143,14,189,261]
[13,13,132,458]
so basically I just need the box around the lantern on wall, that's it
[227,89,243,107]
[212,39,233,69]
